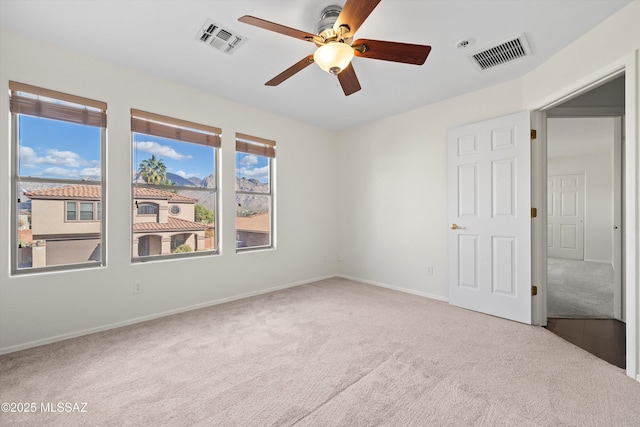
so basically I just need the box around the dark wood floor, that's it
[546,318,626,369]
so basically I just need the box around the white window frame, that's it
[10,81,106,274]
[235,132,275,252]
[131,109,220,262]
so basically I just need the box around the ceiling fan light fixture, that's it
[313,42,354,75]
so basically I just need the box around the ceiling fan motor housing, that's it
[315,5,352,44]
[316,5,342,34]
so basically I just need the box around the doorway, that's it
[543,76,625,368]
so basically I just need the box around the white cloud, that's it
[42,167,80,177]
[239,154,258,166]
[19,145,86,168]
[80,166,101,176]
[19,146,38,166]
[135,141,192,160]
[238,165,269,180]
[19,145,99,179]
[173,170,203,179]
[41,149,83,167]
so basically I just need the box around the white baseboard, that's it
[336,274,448,302]
[0,274,335,355]
[583,258,612,264]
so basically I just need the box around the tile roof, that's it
[24,185,198,203]
[25,185,100,200]
[236,212,269,233]
[133,187,198,203]
[133,217,207,232]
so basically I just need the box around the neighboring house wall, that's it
[30,199,100,237]
[237,231,269,248]
[28,198,100,267]
[132,195,206,257]
[236,213,270,248]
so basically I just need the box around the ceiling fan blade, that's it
[353,39,432,65]
[334,0,382,37]
[265,55,315,86]
[337,63,361,96]
[238,15,317,42]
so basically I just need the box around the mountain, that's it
[236,177,270,214]
[199,174,216,189]
[188,176,203,186]
[166,172,195,187]
[133,172,199,187]
[236,177,268,193]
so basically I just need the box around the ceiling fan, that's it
[238,0,432,96]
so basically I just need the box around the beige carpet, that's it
[547,257,614,318]
[1,277,639,426]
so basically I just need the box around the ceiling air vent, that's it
[196,19,247,55]
[468,34,532,71]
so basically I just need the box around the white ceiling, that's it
[0,0,631,131]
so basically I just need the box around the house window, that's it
[137,203,158,215]
[66,201,99,222]
[131,109,219,261]
[80,202,95,221]
[10,81,106,273]
[235,132,275,251]
[66,202,77,221]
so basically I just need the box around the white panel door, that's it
[447,111,531,324]
[547,174,585,260]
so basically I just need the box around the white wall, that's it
[548,151,614,263]
[337,77,524,299]
[337,0,639,378]
[0,30,340,353]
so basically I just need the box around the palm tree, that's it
[138,155,168,185]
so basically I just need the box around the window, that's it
[10,81,106,273]
[66,201,100,222]
[137,203,158,215]
[235,132,275,251]
[66,202,77,221]
[80,202,95,221]
[131,109,219,261]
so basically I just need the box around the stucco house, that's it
[24,185,209,267]
[131,186,209,257]
[236,212,270,248]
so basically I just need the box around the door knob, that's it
[450,224,459,230]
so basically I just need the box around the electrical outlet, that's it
[133,283,143,294]
[427,266,433,276]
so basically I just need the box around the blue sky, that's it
[18,116,101,179]
[18,115,268,183]
[236,153,269,183]
[133,133,214,180]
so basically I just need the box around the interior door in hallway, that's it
[547,173,585,260]
[447,111,532,324]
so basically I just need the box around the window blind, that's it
[131,109,221,148]
[9,81,107,128]
[235,132,276,158]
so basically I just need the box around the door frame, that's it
[530,51,638,380]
